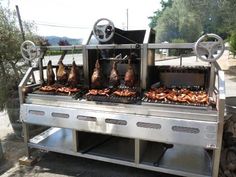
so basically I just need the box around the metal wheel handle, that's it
[194,33,225,62]
[93,18,115,43]
[20,40,38,61]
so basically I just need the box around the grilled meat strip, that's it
[57,60,67,84]
[124,59,135,87]
[86,88,110,97]
[109,61,120,87]
[91,59,102,88]
[113,89,136,97]
[145,88,209,104]
[39,85,57,92]
[68,61,78,87]
[46,60,55,85]
[57,87,80,94]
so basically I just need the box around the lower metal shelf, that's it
[28,127,212,177]
[140,141,212,176]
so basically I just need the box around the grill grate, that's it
[32,87,87,99]
[86,94,141,104]
[85,87,141,104]
[142,96,209,107]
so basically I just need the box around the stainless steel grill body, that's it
[19,29,225,177]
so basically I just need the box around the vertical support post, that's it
[126,9,129,30]
[38,51,46,85]
[22,122,31,158]
[16,5,36,83]
[72,130,78,152]
[180,55,183,66]
[16,5,25,41]
[83,45,89,88]
[141,44,148,90]
[212,70,225,177]
[0,139,3,160]
[134,139,147,165]
[134,139,140,165]
[208,63,216,97]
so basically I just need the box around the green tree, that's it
[155,1,203,42]
[229,31,236,57]
[0,5,38,110]
[148,0,173,28]
[151,0,236,42]
[218,0,236,34]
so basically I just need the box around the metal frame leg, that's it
[212,121,224,177]
[134,139,147,165]
[72,130,78,152]
[212,149,222,177]
[22,122,31,158]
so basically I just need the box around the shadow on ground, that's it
[226,65,236,75]
[0,133,25,175]
[4,152,179,177]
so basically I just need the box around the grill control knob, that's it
[20,40,38,61]
[93,18,115,43]
[194,33,225,62]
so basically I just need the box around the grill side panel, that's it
[21,103,218,148]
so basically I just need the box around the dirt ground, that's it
[0,50,235,177]
[0,111,26,175]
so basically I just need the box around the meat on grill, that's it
[56,87,80,94]
[91,59,102,88]
[67,61,78,87]
[109,61,120,87]
[39,85,57,92]
[113,89,136,97]
[57,60,67,84]
[145,88,209,105]
[124,59,135,87]
[39,85,80,95]
[46,60,55,85]
[86,88,110,97]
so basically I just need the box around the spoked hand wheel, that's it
[93,18,115,43]
[194,33,225,62]
[20,40,38,61]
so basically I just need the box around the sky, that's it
[2,0,161,39]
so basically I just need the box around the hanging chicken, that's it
[124,59,135,87]
[109,61,120,87]
[91,59,102,88]
[46,60,55,85]
[67,61,79,88]
[56,60,67,84]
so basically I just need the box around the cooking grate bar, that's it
[86,94,140,104]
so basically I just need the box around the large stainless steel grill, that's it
[19,19,225,177]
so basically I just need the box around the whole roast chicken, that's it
[67,61,78,88]
[124,59,135,87]
[109,61,120,87]
[91,59,102,88]
[46,60,55,85]
[56,60,67,84]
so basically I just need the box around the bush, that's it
[229,31,236,57]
